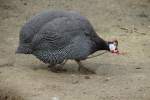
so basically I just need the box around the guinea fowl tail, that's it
[16,44,32,54]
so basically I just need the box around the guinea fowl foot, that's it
[48,60,68,73]
[78,65,95,74]
[76,60,95,74]
[50,65,67,73]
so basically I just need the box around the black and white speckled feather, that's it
[33,34,92,65]
[16,10,109,66]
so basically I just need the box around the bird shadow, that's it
[30,62,95,75]
[29,60,130,76]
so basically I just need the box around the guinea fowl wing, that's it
[31,17,93,63]
[31,17,75,51]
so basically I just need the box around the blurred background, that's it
[0,0,150,100]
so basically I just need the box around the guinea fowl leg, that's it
[60,60,68,66]
[48,64,56,68]
[48,60,68,73]
[75,60,95,74]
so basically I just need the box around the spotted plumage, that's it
[16,10,118,73]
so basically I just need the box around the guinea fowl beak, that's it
[111,49,119,54]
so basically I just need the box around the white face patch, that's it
[109,44,116,51]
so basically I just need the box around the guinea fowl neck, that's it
[94,36,110,51]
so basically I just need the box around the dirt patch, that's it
[0,0,150,100]
[0,88,24,100]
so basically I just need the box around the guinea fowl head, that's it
[93,37,119,54]
[107,39,119,54]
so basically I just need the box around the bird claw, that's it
[78,66,95,74]
[48,60,68,73]
[48,64,67,73]
[76,60,95,74]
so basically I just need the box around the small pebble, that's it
[136,67,142,69]
[140,33,146,35]
[125,87,129,89]
[84,76,90,79]
[23,2,27,5]
[104,77,111,81]
[72,80,79,84]
[51,97,59,100]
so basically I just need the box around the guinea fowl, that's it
[16,10,119,73]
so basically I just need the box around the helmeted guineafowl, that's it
[16,10,119,73]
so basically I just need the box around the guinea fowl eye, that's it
[112,39,118,46]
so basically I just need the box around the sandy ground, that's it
[0,0,150,100]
